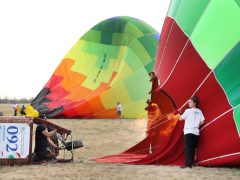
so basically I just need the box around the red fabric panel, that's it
[46,86,69,101]
[161,41,210,107]
[133,120,184,165]
[195,73,232,123]
[198,153,240,167]
[198,110,240,166]
[44,74,64,89]
[96,137,150,164]
[96,120,184,165]
[155,17,188,85]
[154,17,174,72]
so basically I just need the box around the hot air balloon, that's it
[32,16,159,118]
[96,0,240,166]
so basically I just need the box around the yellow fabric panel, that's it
[64,40,85,61]
[110,58,133,84]
[100,80,132,110]
[25,104,39,117]
[122,99,147,118]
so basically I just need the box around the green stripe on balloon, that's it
[233,107,240,136]
[167,0,210,36]
[138,34,159,60]
[124,48,143,71]
[129,39,152,66]
[214,42,240,107]
[191,0,240,70]
[93,17,128,33]
[91,17,156,45]
[214,42,240,136]
[81,42,121,59]
[168,0,240,70]
[144,60,155,72]
[236,0,240,7]
[81,30,101,42]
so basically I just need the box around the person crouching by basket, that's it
[33,123,61,162]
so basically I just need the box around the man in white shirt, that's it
[116,102,122,118]
[179,96,205,168]
[12,102,18,116]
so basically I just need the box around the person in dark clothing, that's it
[20,105,26,115]
[33,123,60,161]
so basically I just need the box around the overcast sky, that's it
[0,0,171,99]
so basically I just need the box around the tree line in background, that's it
[0,97,34,104]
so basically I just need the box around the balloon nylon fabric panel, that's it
[96,0,240,166]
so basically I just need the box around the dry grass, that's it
[0,104,239,180]
[0,104,14,116]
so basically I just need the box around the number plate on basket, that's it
[0,123,30,159]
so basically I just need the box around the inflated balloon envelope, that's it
[31,16,159,119]
[96,0,240,166]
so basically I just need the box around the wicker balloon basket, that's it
[0,116,82,165]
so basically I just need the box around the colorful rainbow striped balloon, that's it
[32,16,159,118]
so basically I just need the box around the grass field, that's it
[0,104,239,180]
